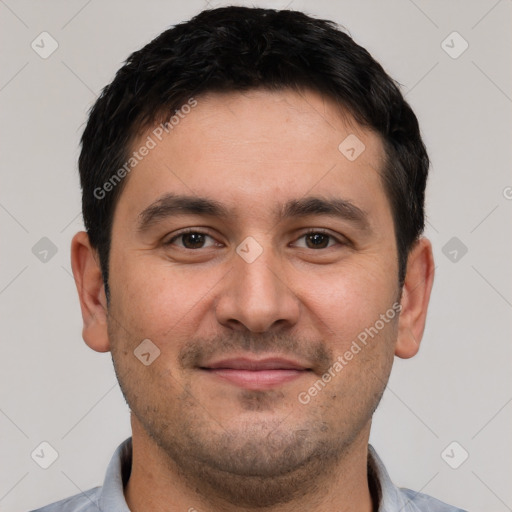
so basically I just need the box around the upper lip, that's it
[202,357,310,371]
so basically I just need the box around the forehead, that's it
[116,88,390,225]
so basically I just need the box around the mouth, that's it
[199,357,312,390]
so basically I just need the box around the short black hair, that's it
[79,6,429,296]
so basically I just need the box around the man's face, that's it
[107,88,401,502]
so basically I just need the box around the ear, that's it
[70,231,110,352]
[395,237,435,359]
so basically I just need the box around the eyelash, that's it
[165,228,221,248]
[165,228,346,249]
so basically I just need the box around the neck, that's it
[125,417,375,512]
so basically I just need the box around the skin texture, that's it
[71,88,435,512]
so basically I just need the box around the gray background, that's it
[1,1,511,510]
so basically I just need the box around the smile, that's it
[200,357,312,390]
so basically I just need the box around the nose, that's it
[214,243,300,333]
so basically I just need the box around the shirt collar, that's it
[368,445,423,512]
[97,437,132,511]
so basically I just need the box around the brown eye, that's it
[166,231,219,249]
[304,232,331,249]
[180,232,207,249]
[293,230,340,250]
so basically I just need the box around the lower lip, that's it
[204,369,307,390]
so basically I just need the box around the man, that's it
[33,6,466,512]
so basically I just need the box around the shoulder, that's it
[29,486,101,512]
[401,487,468,512]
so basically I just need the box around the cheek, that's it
[109,255,223,341]
[324,310,398,398]
[300,258,398,342]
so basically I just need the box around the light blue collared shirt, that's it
[31,438,467,511]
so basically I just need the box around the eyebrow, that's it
[137,193,370,233]
[280,196,370,231]
[137,194,233,232]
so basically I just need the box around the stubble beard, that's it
[109,318,394,508]
[127,384,374,508]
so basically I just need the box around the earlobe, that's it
[395,237,435,359]
[70,231,111,353]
